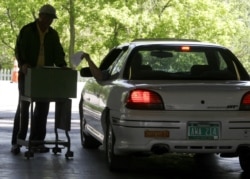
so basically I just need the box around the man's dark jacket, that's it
[15,20,66,69]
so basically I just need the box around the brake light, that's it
[240,92,250,110]
[181,46,190,51]
[126,89,164,110]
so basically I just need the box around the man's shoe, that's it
[31,145,50,153]
[11,145,20,155]
[38,146,50,153]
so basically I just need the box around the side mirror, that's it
[80,67,92,77]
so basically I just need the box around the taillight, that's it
[125,89,164,110]
[240,92,250,110]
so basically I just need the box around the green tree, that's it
[0,0,250,73]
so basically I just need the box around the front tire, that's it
[81,130,101,149]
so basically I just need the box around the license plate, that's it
[144,130,169,138]
[188,122,220,140]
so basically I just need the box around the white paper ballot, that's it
[71,51,84,66]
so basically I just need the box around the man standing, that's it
[11,4,67,154]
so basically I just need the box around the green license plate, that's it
[188,122,220,140]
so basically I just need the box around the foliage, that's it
[0,0,250,72]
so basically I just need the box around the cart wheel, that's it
[24,151,34,159]
[52,147,62,155]
[65,151,74,159]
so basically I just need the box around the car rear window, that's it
[127,46,240,80]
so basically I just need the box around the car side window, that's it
[97,46,128,80]
[109,50,129,78]
[99,48,124,71]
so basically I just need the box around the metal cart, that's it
[17,96,74,159]
[17,68,77,159]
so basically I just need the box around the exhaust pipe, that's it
[151,144,169,155]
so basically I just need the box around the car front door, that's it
[83,47,128,135]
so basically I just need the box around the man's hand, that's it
[81,52,91,62]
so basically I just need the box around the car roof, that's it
[118,39,226,49]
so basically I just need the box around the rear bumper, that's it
[110,110,250,155]
[112,125,250,155]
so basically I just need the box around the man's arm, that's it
[15,29,30,74]
[82,53,104,81]
[52,30,67,67]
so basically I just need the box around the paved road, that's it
[0,80,249,179]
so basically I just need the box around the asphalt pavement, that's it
[0,80,249,179]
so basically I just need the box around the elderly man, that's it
[11,4,67,154]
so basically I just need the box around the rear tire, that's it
[239,148,250,173]
[105,122,128,171]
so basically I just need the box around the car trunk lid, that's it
[133,80,250,111]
